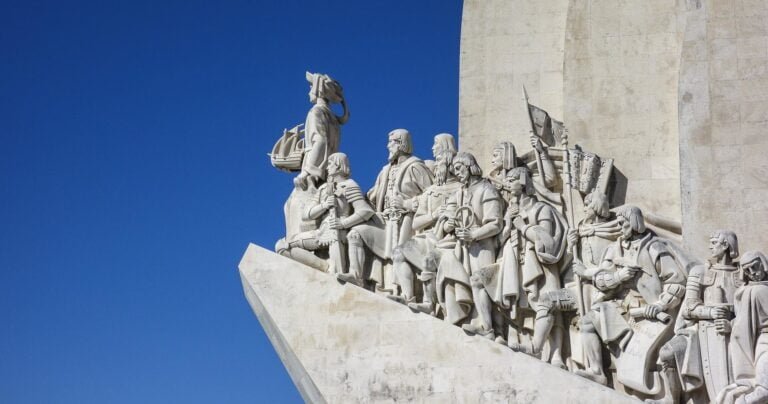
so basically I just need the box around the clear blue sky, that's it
[1,1,462,403]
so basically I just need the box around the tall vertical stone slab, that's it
[678,0,768,257]
[459,0,569,173]
[562,0,686,220]
[239,244,636,403]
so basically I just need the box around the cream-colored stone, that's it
[239,244,636,403]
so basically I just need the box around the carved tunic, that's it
[302,103,341,180]
[677,263,742,397]
[588,232,687,342]
[368,155,433,213]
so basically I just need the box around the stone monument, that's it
[241,2,768,402]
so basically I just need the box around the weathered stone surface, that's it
[678,0,768,258]
[460,0,768,256]
[239,244,636,403]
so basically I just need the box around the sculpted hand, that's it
[644,304,662,319]
[321,195,335,210]
[456,228,475,242]
[327,217,344,230]
[715,319,731,334]
[294,173,308,190]
[617,265,639,282]
[389,194,405,211]
[512,216,526,230]
[572,261,587,278]
[567,229,579,249]
[530,136,545,153]
[711,306,730,320]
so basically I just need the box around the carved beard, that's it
[388,148,401,163]
[433,158,450,186]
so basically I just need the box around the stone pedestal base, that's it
[239,244,636,403]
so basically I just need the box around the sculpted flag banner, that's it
[527,103,563,147]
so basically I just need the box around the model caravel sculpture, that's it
[267,72,768,404]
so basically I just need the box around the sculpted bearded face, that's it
[387,136,403,162]
[491,148,504,171]
[618,216,634,240]
[743,257,766,282]
[453,162,471,185]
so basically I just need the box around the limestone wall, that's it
[562,0,686,220]
[460,0,768,255]
[459,0,569,173]
[679,0,768,257]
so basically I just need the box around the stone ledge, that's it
[239,243,637,403]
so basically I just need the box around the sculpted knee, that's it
[275,238,289,255]
[658,335,685,366]
[579,316,597,333]
[392,247,405,263]
[347,229,363,246]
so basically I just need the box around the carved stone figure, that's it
[276,153,374,273]
[487,140,556,195]
[338,129,433,290]
[498,166,569,368]
[653,230,741,403]
[566,191,621,373]
[389,134,461,311]
[434,152,503,338]
[576,206,687,398]
[294,72,349,190]
[717,251,768,404]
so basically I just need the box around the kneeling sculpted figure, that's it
[576,205,686,398]
[277,153,374,274]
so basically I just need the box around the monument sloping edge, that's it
[238,243,637,403]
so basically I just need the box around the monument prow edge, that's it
[239,243,638,403]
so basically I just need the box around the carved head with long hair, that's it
[614,205,646,240]
[452,152,482,185]
[432,133,457,185]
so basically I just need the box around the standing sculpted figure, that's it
[389,134,461,310]
[338,129,433,291]
[717,251,768,404]
[487,140,557,194]
[499,166,569,367]
[276,153,374,273]
[653,230,741,404]
[294,72,349,190]
[435,152,503,338]
[576,205,687,397]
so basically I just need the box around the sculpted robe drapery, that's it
[301,103,341,180]
[436,178,503,325]
[488,200,567,316]
[718,281,768,404]
[731,282,768,382]
[349,155,432,287]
